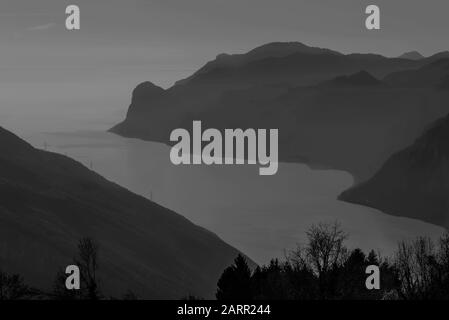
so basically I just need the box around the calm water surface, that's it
[25,130,446,264]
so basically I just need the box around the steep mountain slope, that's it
[339,113,449,229]
[0,127,250,299]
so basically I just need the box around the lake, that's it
[23,130,446,265]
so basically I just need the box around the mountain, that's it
[124,81,166,119]
[172,49,420,89]
[320,70,384,87]
[256,71,449,181]
[111,43,449,182]
[384,58,449,88]
[398,51,424,60]
[0,126,251,299]
[440,75,449,90]
[339,113,449,229]
[111,42,425,141]
[245,42,342,58]
[175,42,342,86]
[428,51,449,61]
[112,79,449,184]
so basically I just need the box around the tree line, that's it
[2,222,449,300]
[216,222,449,300]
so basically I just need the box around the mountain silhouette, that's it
[339,113,449,228]
[175,42,342,86]
[428,51,449,61]
[125,81,166,118]
[111,42,432,145]
[111,43,449,183]
[246,42,342,58]
[384,58,449,88]
[255,69,449,181]
[0,127,251,299]
[320,70,384,87]
[172,47,422,89]
[398,51,424,60]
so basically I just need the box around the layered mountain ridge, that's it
[110,42,449,182]
[110,41,449,228]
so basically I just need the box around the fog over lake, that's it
[23,130,445,264]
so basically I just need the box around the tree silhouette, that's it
[0,270,33,300]
[215,222,434,300]
[216,254,252,300]
[252,259,290,299]
[52,237,102,300]
[51,267,80,300]
[338,248,367,299]
[291,222,348,299]
[74,237,101,300]
[2,223,449,300]
[393,235,449,300]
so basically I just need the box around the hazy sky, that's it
[1,0,449,85]
[1,0,448,134]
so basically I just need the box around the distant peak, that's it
[131,81,165,102]
[216,53,231,60]
[133,81,164,92]
[175,41,343,86]
[324,70,383,87]
[246,41,342,58]
[398,51,425,60]
[249,42,308,52]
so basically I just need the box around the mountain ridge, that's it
[339,113,449,228]
[110,42,449,187]
[398,51,425,60]
[320,70,384,87]
[175,41,343,86]
[384,58,449,88]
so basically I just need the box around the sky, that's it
[0,0,449,87]
[0,0,448,134]
[1,0,449,81]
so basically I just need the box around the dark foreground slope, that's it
[0,127,249,299]
[339,113,449,229]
